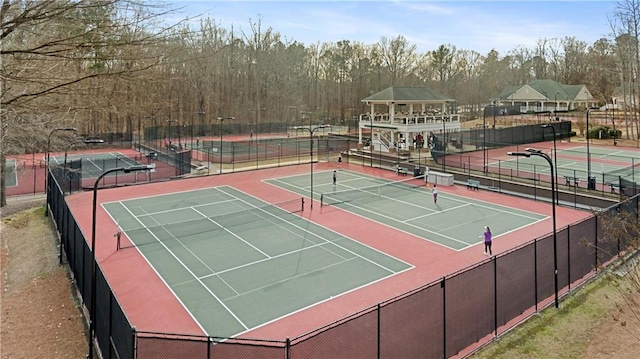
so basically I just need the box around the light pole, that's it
[442,117,446,172]
[586,108,597,180]
[45,127,77,216]
[611,98,617,146]
[542,124,558,204]
[166,119,179,150]
[483,110,487,173]
[294,124,331,208]
[195,110,205,148]
[88,165,152,359]
[217,117,234,174]
[508,148,559,309]
[492,100,497,128]
[370,114,373,167]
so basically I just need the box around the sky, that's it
[164,1,618,55]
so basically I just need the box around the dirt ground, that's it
[1,197,87,359]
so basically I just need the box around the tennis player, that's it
[332,170,337,187]
[432,184,438,203]
[481,226,492,256]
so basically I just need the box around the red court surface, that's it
[65,161,591,341]
[6,148,155,197]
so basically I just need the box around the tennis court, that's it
[102,185,411,338]
[191,137,311,159]
[266,170,547,250]
[50,152,146,178]
[493,145,640,181]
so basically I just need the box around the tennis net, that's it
[320,174,426,207]
[117,197,304,250]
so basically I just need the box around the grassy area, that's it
[470,274,623,359]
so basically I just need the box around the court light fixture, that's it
[88,165,153,359]
[508,149,559,309]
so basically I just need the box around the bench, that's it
[564,176,580,186]
[397,167,408,176]
[467,179,480,190]
[607,182,624,193]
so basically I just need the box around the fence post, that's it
[441,277,446,359]
[594,218,599,272]
[131,326,136,359]
[493,256,498,338]
[567,225,572,292]
[285,337,290,359]
[377,303,381,359]
[534,238,538,312]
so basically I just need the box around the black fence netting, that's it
[48,168,640,359]
[496,243,536,326]
[49,172,135,359]
[290,308,379,359]
[569,217,596,284]
[379,283,444,359]
[445,261,495,356]
[137,131,353,173]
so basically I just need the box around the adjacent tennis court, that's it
[50,152,146,178]
[102,185,412,338]
[266,170,547,250]
[190,136,312,160]
[493,145,640,181]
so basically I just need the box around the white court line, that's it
[336,200,469,246]
[135,197,240,218]
[224,258,358,301]
[104,202,208,335]
[213,186,401,275]
[139,206,220,278]
[127,185,406,321]
[119,201,250,330]
[192,207,270,259]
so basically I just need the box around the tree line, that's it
[2,0,640,206]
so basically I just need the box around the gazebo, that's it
[359,86,461,153]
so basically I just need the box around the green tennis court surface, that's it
[103,186,411,337]
[266,170,547,250]
[5,159,17,187]
[50,152,145,178]
[493,145,640,181]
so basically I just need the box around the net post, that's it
[320,193,324,207]
[301,197,304,211]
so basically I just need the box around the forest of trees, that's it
[2,0,640,205]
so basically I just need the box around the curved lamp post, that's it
[542,124,558,204]
[585,107,600,181]
[294,124,330,208]
[45,127,77,216]
[88,165,153,359]
[508,148,559,308]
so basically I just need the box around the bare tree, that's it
[0,0,180,206]
[596,202,640,342]
[377,35,417,86]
